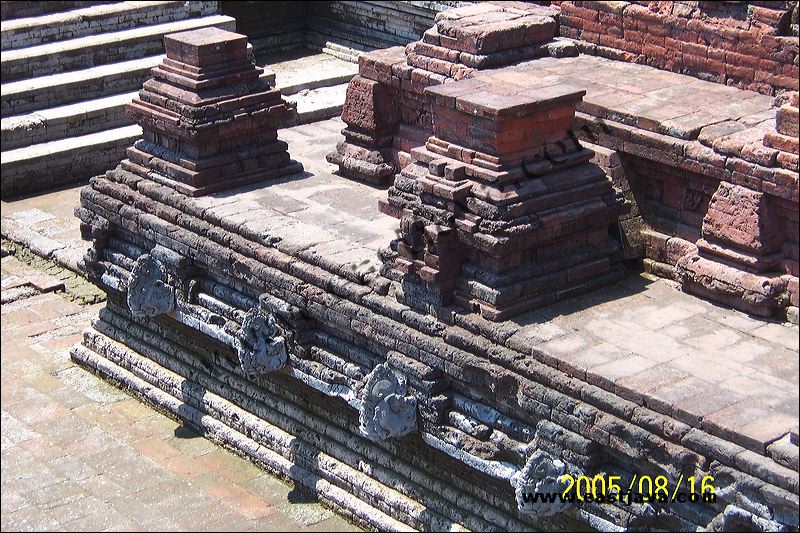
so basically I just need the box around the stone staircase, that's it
[0,1,234,199]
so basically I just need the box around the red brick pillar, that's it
[677,182,790,316]
[678,92,799,318]
[326,74,401,184]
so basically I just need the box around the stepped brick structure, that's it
[221,1,467,60]
[327,2,572,184]
[0,1,235,199]
[328,1,800,322]
[71,11,799,532]
[121,27,301,196]
[379,80,628,320]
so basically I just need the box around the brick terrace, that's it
[6,117,796,455]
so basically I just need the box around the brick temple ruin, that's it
[59,1,799,531]
[330,2,799,322]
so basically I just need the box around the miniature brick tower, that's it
[380,79,629,321]
[327,3,566,185]
[123,27,302,196]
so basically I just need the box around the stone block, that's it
[163,26,248,67]
[436,7,557,55]
[340,76,399,133]
[776,104,799,138]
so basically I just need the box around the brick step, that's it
[285,83,350,126]
[305,28,382,58]
[310,39,363,63]
[1,55,163,116]
[1,1,218,51]
[0,46,346,195]
[0,14,235,82]
[2,69,276,150]
[1,80,347,198]
[1,92,134,150]
[0,1,113,21]
[319,2,434,42]
[306,16,418,52]
[267,51,358,95]
[0,124,141,199]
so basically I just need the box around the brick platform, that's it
[558,1,799,96]
[72,115,799,529]
[0,252,355,531]
[67,9,800,533]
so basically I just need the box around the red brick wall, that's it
[556,1,799,95]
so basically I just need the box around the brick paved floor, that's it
[0,254,360,531]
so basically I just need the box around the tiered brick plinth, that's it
[325,73,400,184]
[327,2,571,184]
[380,79,628,320]
[123,27,302,196]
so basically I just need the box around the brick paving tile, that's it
[615,364,689,394]
[75,473,129,504]
[161,453,211,480]
[750,323,800,351]
[131,435,181,462]
[164,431,219,458]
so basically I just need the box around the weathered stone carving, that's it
[511,450,572,517]
[236,307,288,376]
[127,254,175,318]
[706,505,786,532]
[359,363,417,441]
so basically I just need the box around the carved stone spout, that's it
[236,307,288,376]
[359,363,417,441]
[127,254,175,319]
